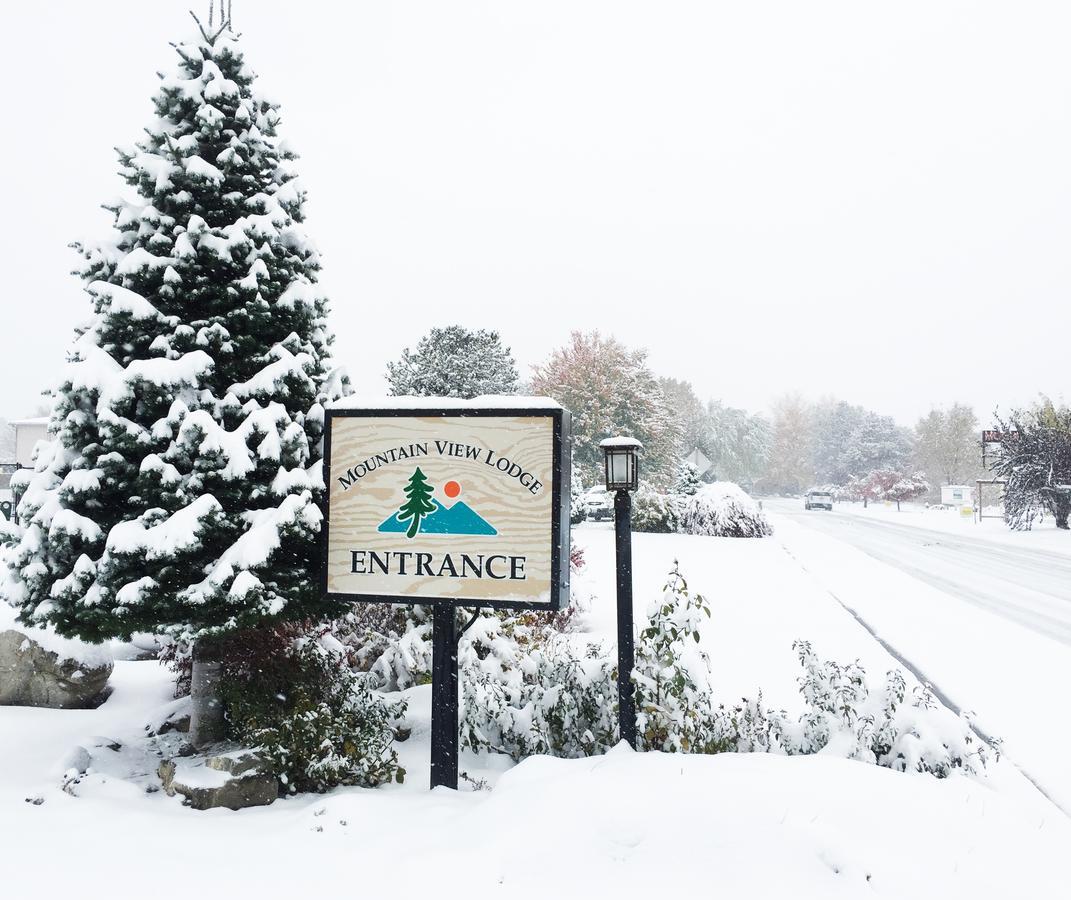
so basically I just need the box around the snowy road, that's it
[764,499,1071,646]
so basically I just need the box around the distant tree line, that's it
[384,327,1071,532]
[385,328,770,490]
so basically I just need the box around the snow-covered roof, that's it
[329,395,563,411]
[599,436,643,449]
[10,417,49,427]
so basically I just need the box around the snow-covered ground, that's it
[760,508,1071,817]
[1,522,1068,898]
[763,498,1071,645]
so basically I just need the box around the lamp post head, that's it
[600,436,641,492]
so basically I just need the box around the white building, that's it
[11,416,49,468]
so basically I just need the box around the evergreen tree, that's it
[1,15,347,744]
[386,326,519,398]
[396,468,437,538]
[673,460,702,496]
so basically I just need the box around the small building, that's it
[11,417,49,468]
[940,484,972,506]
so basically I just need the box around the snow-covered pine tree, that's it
[1,14,346,746]
[673,460,702,496]
[385,326,519,398]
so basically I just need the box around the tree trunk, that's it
[1056,495,1070,530]
[189,637,225,749]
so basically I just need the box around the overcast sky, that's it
[1,1,1068,425]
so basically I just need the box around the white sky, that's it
[1,1,1068,425]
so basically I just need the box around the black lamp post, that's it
[600,436,641,749]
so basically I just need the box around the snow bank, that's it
[1,662,1066,899]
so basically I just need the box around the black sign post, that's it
[613,489,637,748]
[321,404,571,790]
[600,436,641,749]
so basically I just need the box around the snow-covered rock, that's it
[0,629,112,708]
[158,748,277,810]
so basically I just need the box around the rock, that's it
[158,749,278,810]
[0,629,113,708]
[59,745,93,776]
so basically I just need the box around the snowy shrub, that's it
[991,404,1071,530]
[460,638,618,760]
[570,470,586,525]
[461,563,727,759]
[633,565,732,754]
[678,483,772,538]
[458,562,992,780]
[358,544,594,691]
[220,629,405,792]
[630,484,681,534]
[724,641,994,777]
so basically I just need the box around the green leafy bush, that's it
[220,630,406,792]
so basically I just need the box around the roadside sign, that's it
[322,405,570,610]
[981,430,1019,468]
[684,447,713,477]
[321,400,573,792]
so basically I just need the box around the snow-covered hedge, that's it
[630,481,771,538]
[630,485,681,534]
[458,564,993,779]
[729,641,994,776]
[678,483,772,538]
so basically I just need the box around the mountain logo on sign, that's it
[378,468,497,539]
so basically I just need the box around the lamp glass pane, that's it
[609,451,629,486]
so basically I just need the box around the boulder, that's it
[0,629,113,708]
[159,749,278,810]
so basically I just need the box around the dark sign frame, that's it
[320,406,571,612]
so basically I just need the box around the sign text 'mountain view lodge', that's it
[321,403,571,610]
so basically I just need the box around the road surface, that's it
[764,499,1071,646]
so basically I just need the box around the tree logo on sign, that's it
[379,468,498,538]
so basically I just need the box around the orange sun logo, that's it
[443,480,461,499]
